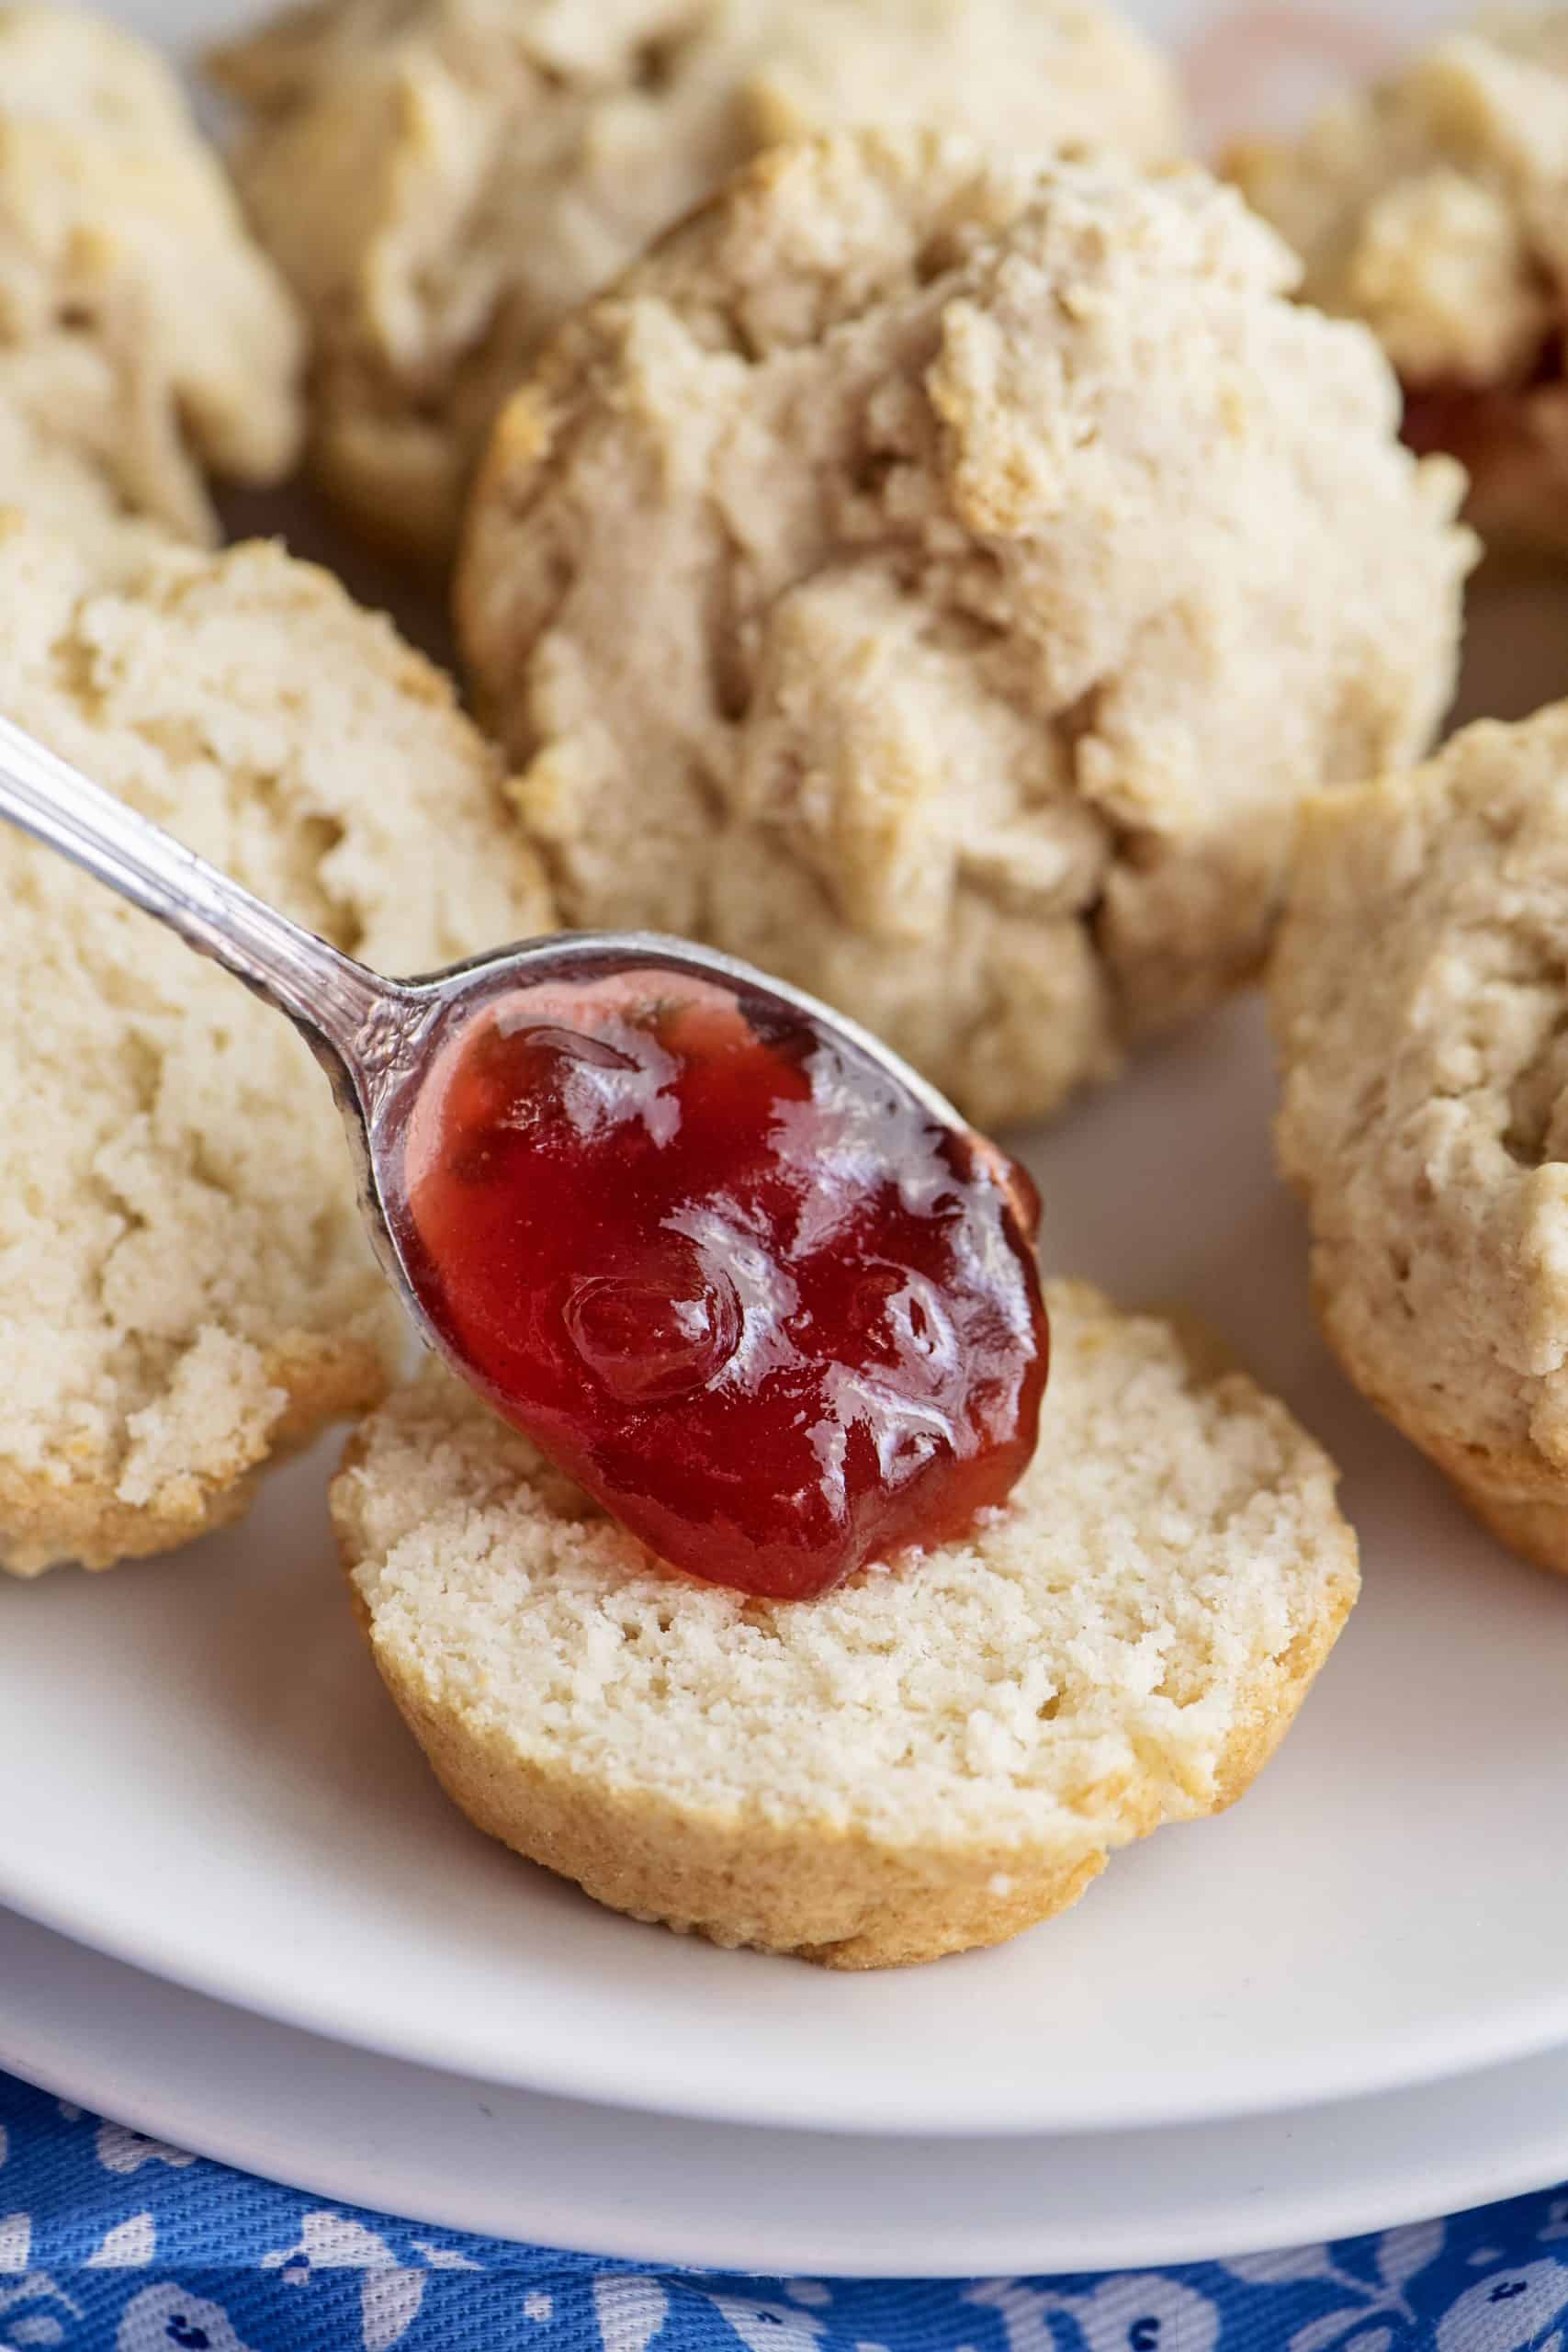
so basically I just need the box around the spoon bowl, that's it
[320,928,986,1385]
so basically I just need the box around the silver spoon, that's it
[0,710,998,1385]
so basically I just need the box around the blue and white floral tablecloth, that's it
[1,2074,1564,2352]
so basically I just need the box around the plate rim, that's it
[6,1805,1568,2142]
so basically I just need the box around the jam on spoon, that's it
[391,968,1047,1600]
[0,712,1047,1603]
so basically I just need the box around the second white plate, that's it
[6,1902,1568,2275]
[3,1001,1567,2141]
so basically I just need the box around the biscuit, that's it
[0,526,553,1577]
[0,6,304,548]
[1229,14,1568,549]
[211,0,1182,561]
[459,130,1472,1132]
[0,398,172,582]
[332,1280,1358,1968]
[1271,703,1568,1576]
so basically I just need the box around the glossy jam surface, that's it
[397,967,1047,1600]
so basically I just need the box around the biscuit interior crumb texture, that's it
[1229,13,1568,391]
[210,0,1183,560]
[333,1279,1359,1966]
[0,525,555,1577]
[1271,703,1568,1569]
[0,4,304,548]
[459,130,1473,1132]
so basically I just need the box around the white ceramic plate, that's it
[6,0,1568,2154]
[4,989,1568,2141]
[6,1902,1568,2275]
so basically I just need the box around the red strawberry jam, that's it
[393,966,1047,1600]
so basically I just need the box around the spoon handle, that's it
[0,711,392,1060]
